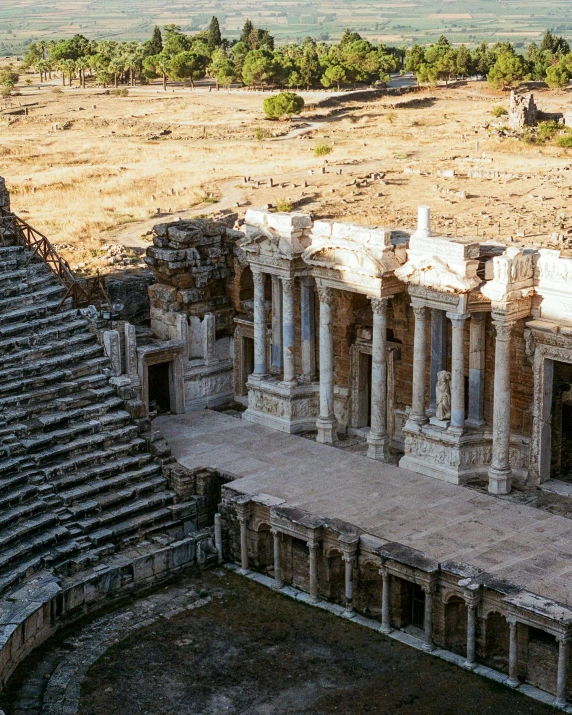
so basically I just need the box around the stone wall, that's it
[0,177,9,211]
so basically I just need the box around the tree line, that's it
[17,22,572,93]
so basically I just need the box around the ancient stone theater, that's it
[3,172,572,709]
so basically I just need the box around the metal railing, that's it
[0,207,110,312]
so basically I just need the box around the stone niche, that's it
[145,219,243,411]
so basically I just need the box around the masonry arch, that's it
[322,546,345,604]
[444,594,468,657]
[483,611,509,672]
[355,559,382,617]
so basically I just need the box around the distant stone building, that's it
[508,91,538,129]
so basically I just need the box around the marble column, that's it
[465,604,477,669]
[272,529,283,589]
[343,555,354,615]
[488,320,514,495]
[380,567,392,634]
[430,309,447,414]
[507,618,519,687]
[555,635,570,708]
[316,286,338,443]
[410,304,428,425]
[271,275,283,373]
[468,313,486,426]
[300,277,316,382]
[367,297,391,461]
[446,312,469,432]
[238,515,249,573]
[308,541,319,602]
[252,269,268,378]
[422,586,435,652]
[282,278,296,385]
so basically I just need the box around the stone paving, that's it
[157,409,572,608]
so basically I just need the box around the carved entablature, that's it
[241,209,313,261]
[301,220,407,296]
[395,235,481,294]
[532,250,572,327]
[481,246,534,321]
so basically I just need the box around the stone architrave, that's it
[103,330,122,377]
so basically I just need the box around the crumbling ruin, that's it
[508,90,538,129]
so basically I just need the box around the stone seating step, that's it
[0,356,109,398]
[0,298,69,326]
[66,475,167,519]
[86,505,175,545]
[0,260,48,284]
[51,451,155,491]
[0,512,60,551]
[0,343,103,383]
[0,331,97,369]
[0,308,81,341]
[42,437,147,481]
[0,484,38,511]
[0,269,53,299]
[0,318,91,356]
[0,525,69,578]
[58,462,163,505]
[77,491,173,533]
[0,498,48,530]
[29,425,140,468]
[0,282,64,312]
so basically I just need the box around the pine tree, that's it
[208,17,222,49]
[241,19,254,45]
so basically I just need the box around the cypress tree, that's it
[149,25,163,55]
[241,19,254,45]
[208,16,222,49]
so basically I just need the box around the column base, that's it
[316,417,338,444]
[506,678,520,689]
[273,580,284,590]
[488,466,512,495]
[422,642,435,653]
[366,433,391,462]
[379,624,393,635]
[463,660,477,671]
[343,607,355,619]
[554,698,567,709]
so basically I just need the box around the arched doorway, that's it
[444,595,468,657]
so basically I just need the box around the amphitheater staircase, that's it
[0,240,197,596]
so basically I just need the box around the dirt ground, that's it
[2,74,572,274]
[72,569,553,715]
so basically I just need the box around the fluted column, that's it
[465,604,477,669]
[367,297,391,461]
[252,269,268,378]
[272,529,283,589]
[507,618,519,687]
[555,635,570,708]
[271,275,283,373]
[308,541,319,602]
[316,285,338,443]
[282,277,296,385]
[409,304,428,424]
[446,312,469,433]
[300,277,316,381]
[488,320,514,495]
[380,566,392,634]
[422,585,435,652]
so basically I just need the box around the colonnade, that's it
[236,521,571,707]
[408,302,515,494]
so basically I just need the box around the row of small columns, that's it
[252,268,316,384]
[409,302,515,494]
[236,514,571,706]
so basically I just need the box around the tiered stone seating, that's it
[0,241,193,594]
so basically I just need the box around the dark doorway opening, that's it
[411,583,425,629]
[551,361,572,480]
[148,361,171,414]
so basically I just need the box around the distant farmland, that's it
[1,0,572,54]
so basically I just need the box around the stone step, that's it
[0,499,48,530]
[0,268,53,298]
[0,308,80,340]
[0,282,64,312]
[78,491,173,533]
[0,526,69,577]
[0,298,69,326]
[0,317,90,357]
[0,331,97,369]
[58,462,163,505]
[0,343,104,383]
[0,356,109,398]
[0,484,39,511]
[51,451,155,491]
[42,437,147,480]
[29,425,140,468]
[0,512,60,551]
[66,475,166,519]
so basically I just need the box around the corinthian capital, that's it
[316,285,334,305]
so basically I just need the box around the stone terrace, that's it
[158,408,572,608]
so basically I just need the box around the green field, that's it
[1,0,572,55]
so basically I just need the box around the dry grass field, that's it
[2,71,572,273]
